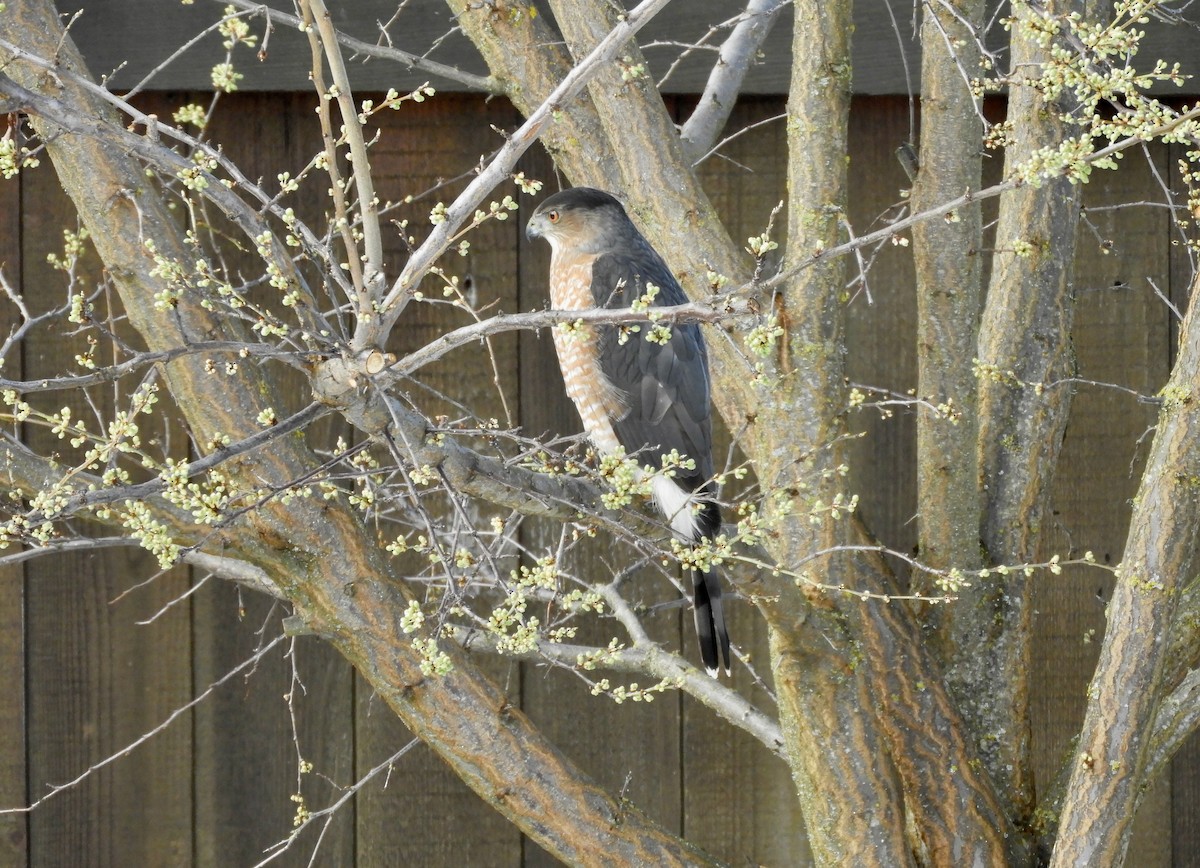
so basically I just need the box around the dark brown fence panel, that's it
[21,142,194,868]
[0,148,27,868]
[842,96,922,560]
[355,94,526,866]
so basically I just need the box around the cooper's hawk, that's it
[526,187,731,675]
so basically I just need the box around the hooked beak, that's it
[525,215,542,242]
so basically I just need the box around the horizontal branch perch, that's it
[391,296,756,378]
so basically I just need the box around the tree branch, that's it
[455,624,786,757]
[389,297,755,379]
[1050,266,1200,866]
[1145,665,1200,785]
[0,341,291,392]
[214,0,502,93]
[301,0,385,304]
[678,0,787,164]
[949,0,1096,825]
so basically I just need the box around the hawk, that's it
[526,187,731,675]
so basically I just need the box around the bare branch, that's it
[689,110,786,166]
[183,550,284,599]
[255,738,423,867]
[1,632,289,816]
[389,298,756,378]
[1050,265,1200,866]
[0,536,143,567]
[1145,665,1200,784]
[678,0,788,164]
[302,0,385,303]
[0,341,289,392]
[214,0,501,93]
[455,624,785,756]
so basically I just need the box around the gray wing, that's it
[593,237,729,674]
[590,242,714,493]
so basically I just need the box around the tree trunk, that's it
[910,0,985,599]
[1051,266,1200,865]
[962,0,1108,827]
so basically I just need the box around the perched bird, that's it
[526,187,731,675]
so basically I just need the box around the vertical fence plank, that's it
[353,94,524,866]
[843,96,921,561]
[190,92,356,868]
[192,587,297,866]
[21,151,193,867]
[0,149,27,868]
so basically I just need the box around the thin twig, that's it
[215,0,500,93]
[303,0,385,302]
[0,632,289,816]
[254,739,423,867]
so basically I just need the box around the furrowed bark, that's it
[910,0,984,590]
[771,2,1017,861]
[1160,574,1200,692]
[909,0,1037,845]
[859,557,1027,868]
[967,0,1107,824]
[1146,660,1200,785]
[0,3,721,863]
[759,3,913,862]
[762,593,912,866]
[761,515,1021,864]
[1050,268,1200,866]
[853,540,1024,866]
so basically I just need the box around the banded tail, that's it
[652,475,731,676]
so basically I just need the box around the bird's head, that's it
[525,187,628,254]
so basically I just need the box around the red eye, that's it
[547,210,560,223]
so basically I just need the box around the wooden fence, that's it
[0,92,1194,866]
